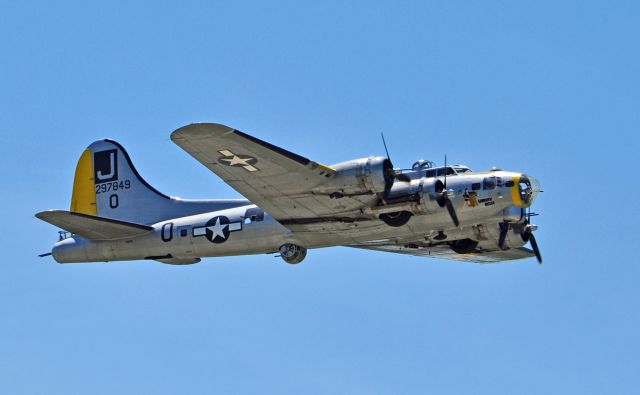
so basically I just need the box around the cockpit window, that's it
[483,176,496,190]
[425,167,456,178]
[441,167,455,176]
[244,207,264,222]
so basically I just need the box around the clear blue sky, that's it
[2,1,638,393]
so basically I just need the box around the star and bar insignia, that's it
[217,150,259,172]
[192,216,242,244]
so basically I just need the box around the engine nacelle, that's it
[314,156,393,197]
[372,176,445,216]
[418,177,446,214]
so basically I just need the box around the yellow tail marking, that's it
[70,149,97,215]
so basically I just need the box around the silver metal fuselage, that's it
[51,170,540,264]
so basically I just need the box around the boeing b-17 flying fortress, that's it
[37,123,542,265]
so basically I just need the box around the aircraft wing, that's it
[349,242,535,263]
[36,210,154,240]
[171,123,367,224]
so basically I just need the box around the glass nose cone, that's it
[518,174,541,206]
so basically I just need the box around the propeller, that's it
[498,222,509,249]
[437,155,460,227]
[381,132,391,162]
[380,132,397,199]
[497,209,542,264]
[528,232,542,264]
[521,208,542,264]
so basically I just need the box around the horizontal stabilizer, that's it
[35,210,153,240]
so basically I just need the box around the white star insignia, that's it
[218,149,259,172]
[192,216,243,243]
[207,217,228,240]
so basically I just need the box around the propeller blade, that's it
[443,154,448,190]
[443,196,460,227]
[498,222,509,249]
[528,233,542,264]
[520,224,531,242]
[38,252,52,258]
[381,132,391,162]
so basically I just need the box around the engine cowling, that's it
[369,176,449,226]
[371,176,445,214]
[418,177,446,214]
[314,156,393,197]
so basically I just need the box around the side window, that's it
[161,222,173,242]
[483,177,496,190]
[244,207,264,222]
[471,182,481,191]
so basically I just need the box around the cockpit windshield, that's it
[423,166,471,178]
[424,167,456,178]
[401,161,473,180]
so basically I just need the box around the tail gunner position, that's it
[37,123,543,265]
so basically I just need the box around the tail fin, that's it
[70,139,175,224]
[70,139,249,224]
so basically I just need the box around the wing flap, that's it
[350,243,535,264]
[35,210,154,240]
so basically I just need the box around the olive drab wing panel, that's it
[171,123,367,222]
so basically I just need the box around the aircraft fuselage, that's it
[51,170,539,264]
